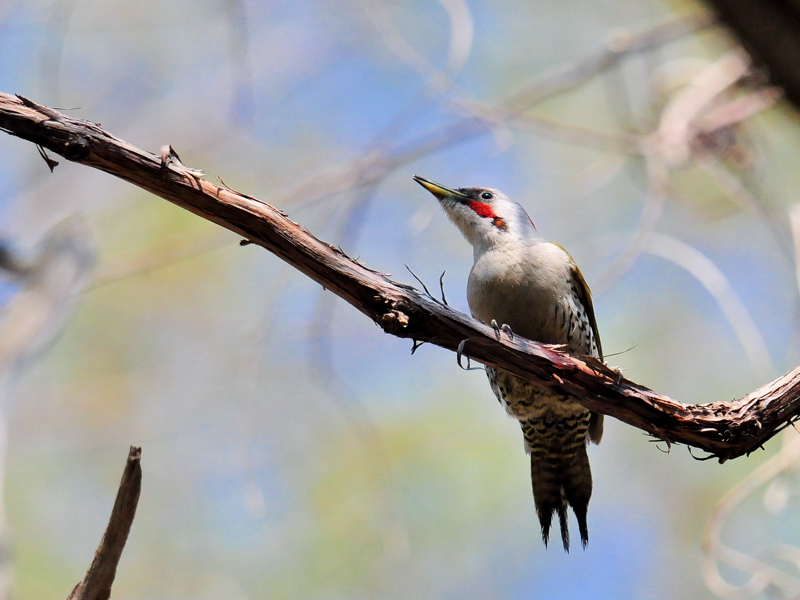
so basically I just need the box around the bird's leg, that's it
[490,319,501,340]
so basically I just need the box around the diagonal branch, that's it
[67,446,142,600]
[0,91,796,462]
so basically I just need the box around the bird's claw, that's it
[456,339,484,370]
[490,319,501,340]
[456,339,470,369]
[490,319,514,341]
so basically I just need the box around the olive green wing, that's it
[553,243,605,445]
[569,261,602,361]
[572,263,605,443]
[552,243,603,361]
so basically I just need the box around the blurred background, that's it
[1,0,800,598]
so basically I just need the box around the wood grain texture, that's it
[1,91,797,462]
[67,446,142,600]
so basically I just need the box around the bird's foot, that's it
[490,319,515,341]
[456,339,483,371]
[456,339,470,369]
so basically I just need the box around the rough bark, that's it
[67,446,142,600]
[0,91,796,462]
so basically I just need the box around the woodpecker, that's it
[414,175,603,551]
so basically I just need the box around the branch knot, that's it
[381,309,409,331]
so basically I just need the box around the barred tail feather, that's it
[562,444,592,549]
[525,422,593,551]
[529,455,565,549]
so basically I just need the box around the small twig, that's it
[603,343,638,358]
[646,233,774,381]
[697,154,793,262]
[405,265,441,305]
[688,446,719,461]
[67,446,142,600]
[36,144,59,172]
[653,441,672,454]
[438,271,448,306]
[593,153,669,293]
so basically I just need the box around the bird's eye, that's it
[481,192,493,200]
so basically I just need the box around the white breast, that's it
[467,242,576,345]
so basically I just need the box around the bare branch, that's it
[593,154,669,293]
[703,431,800,598]
[67,446,142,600]
[0,92,797,461]
[263,15,713,214]
[657,51,750,167]
[646,233,774,381]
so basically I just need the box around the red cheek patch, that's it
[467,201,496,219]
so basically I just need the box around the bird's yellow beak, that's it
[413,175,469,200]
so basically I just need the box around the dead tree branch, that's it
[67,446,142,600]
[0,92,797,462]
[705,0,800,111]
